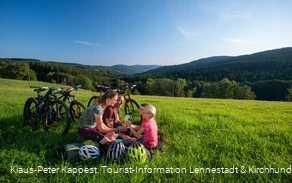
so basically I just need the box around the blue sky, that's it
[1,0,292,66]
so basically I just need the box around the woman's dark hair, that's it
[141,103,149,107]
[94,89,117,105]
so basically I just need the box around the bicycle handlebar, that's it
[62,84,82,93]
[74,84,82,90]
[96,84,136,91]
[97,85,110,89]
[30,86,59,92]
[117,84,136,91]
[129,84,136,89]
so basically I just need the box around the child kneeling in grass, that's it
[126,104,158,149]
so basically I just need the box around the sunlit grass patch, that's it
[0,78,292,182]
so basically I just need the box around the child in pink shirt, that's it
[126,104,158,149]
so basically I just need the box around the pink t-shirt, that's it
[141,119,158,149]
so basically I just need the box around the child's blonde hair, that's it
[144,104,156,119]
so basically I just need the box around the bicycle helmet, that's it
[106,142,126,161]
[145,148,152,161]
[127,142,147,163]
[83,140,99,147]
[79,145,100,160]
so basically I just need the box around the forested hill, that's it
[111,64,161,75]
[144,56,232,74]
[147,47,292,83]
[144,47,292,76]
[122,47,292,101]
[0,58,161,76]
[1,47,292,101]
[58,63,161,75]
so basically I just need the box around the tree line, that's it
[0,61,113,90]
[0,60,292,101]
[122,57,292,101]
[133,77,256,99]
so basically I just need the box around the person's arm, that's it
[100,132,118,144]
[105,118,114,128]
[93,131,118,144]
[127,121,145,139]
[103,107,115,128]
[118,132,135,140]
[113,109,124,126]
[95,113,118,133]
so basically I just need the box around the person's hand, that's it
[129,137,137,141]
[120,126,128,132]
[125,120,132,126]
[133,125,140,131]
[137,135,144,140]
[101,132,118,144]
[121,134,136,141]
[107,118,114,128]
[122,135,132,140]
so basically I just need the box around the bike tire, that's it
[87,96,99,107]
[124,99,140,124]
[23,97,40,129]
[70,100,86,121]
[43,99,71,136]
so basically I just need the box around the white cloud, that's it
[218,36,255,44]
[197,0,251,20]
[177,25,199,41]
[74,40,101,46]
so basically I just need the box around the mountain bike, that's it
[23,86,71,136]
[87,85,110,107]
[55,84,86,121]
[87,84,140,123]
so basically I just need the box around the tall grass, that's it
[0,78,291,182]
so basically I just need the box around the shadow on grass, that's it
[1,114,165,165]
[1,114,80,165]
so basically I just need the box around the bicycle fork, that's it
[44,102,60,126]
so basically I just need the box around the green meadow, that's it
[0,78,291,182]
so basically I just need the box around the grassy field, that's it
[0,78,291,182]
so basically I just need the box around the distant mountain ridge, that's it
[111,64,161,75]
[47,62,161,75]
[143,47,292,74]
[0,58,161,75]
[2,47,291,101]
[2,47,292,76]
[143,56,232,74]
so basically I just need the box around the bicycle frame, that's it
[86,84,139,122]
[123,92,132,101]
[57,90,75,104]
[96,85,110,95]
[32,86,58,115]
[24,86,72,136]
[51,84,86,121]
[121,85,136,100]
[94,84,136,100]
[56,84,81,103]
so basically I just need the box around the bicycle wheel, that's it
[124,99,140,124]
[70,100,86,121]
[87,96,99,107]
[23,97,40,129]
[43,99,71,136]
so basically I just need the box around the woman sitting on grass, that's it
[77,90,121,145]
[126,104,159,149]
[102,93,135,141]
